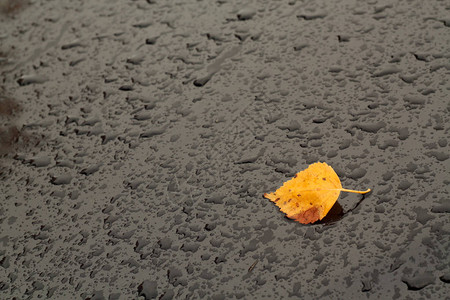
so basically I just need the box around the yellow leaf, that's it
[264,162,370,224]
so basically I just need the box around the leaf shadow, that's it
[317,191,371,225]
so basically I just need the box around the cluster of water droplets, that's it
[0,0,448,299]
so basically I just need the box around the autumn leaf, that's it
[264,162,370,224]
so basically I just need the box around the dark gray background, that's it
[0,0,449,299]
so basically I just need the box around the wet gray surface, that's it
[0,0,449,299]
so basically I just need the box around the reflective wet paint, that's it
[0,0,449,299]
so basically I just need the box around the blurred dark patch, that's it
[0,86,40,165]
[0,42,17,69]
[0,0,29,15]
[0,97,21,115]
[0,125,20,155]
[0,51,6,66]
[0,120,39,177]
[0,87,25,157]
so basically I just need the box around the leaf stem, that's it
[340,188,371,194]
[291,188,372,193]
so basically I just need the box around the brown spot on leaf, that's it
[290,207,320,224]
